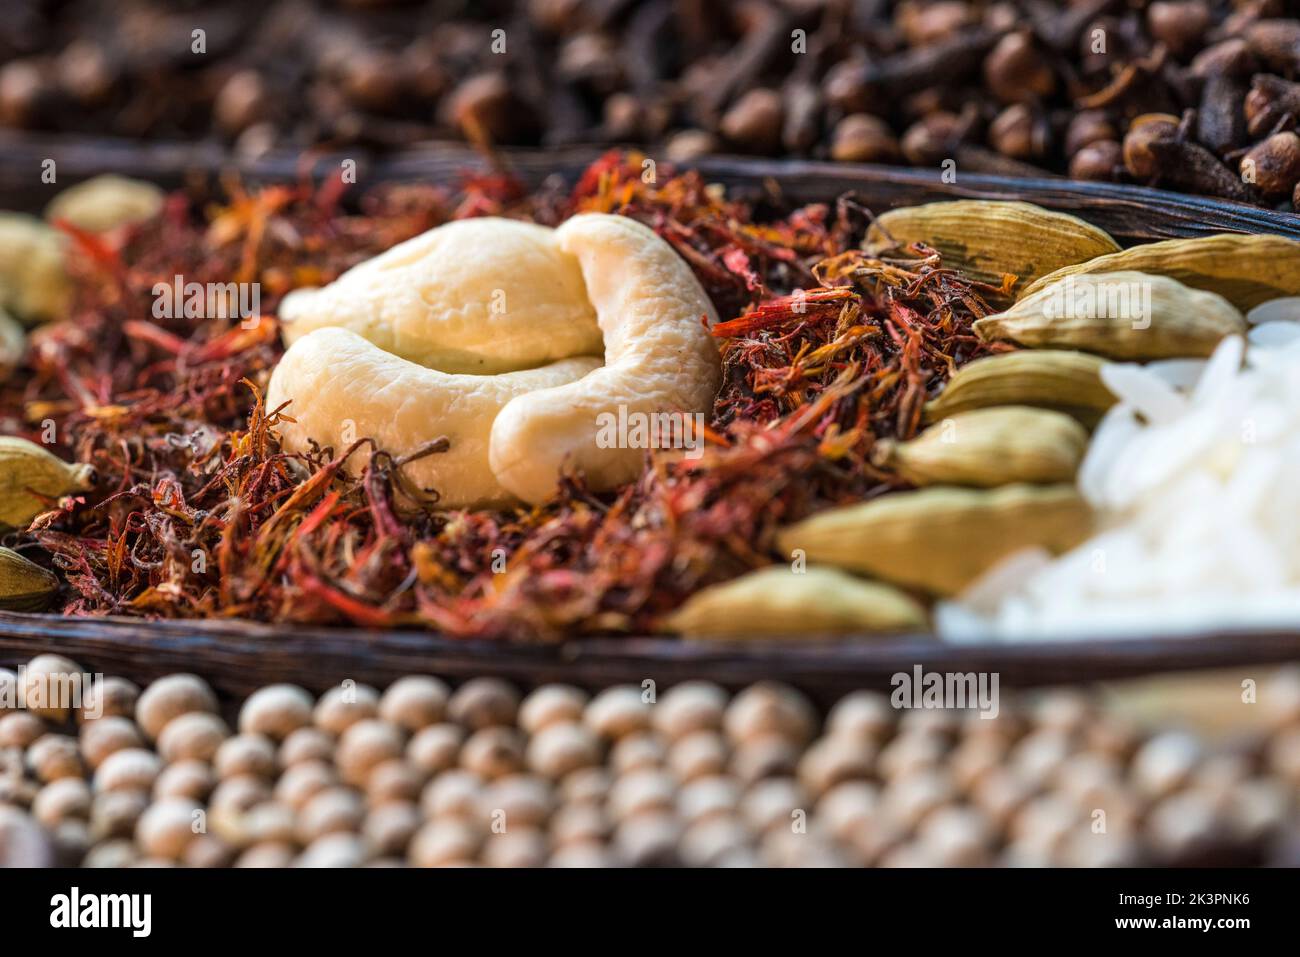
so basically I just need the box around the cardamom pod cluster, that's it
[865,200,1121,294]
[664,566,927,639]
[975,271,1248,360]
[874,407,1089,488]
[1018,234,1300,311]
[0,546,58,611]
[776,484,1093,597]
[923,350,1117,425]
[0,437,98,529]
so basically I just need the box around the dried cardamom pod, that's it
[1018,234,1300,311]
[663,566,928,638]
[0,437,98,528]
[924,350,1117,424]
[0,308,23,383]
[44,174,165,233]
[975,271,1247,360]
[874,406,1089,488]
[0,547,58,611]
[865,200,1120,293]
[0,213,72,324]
[775,484,1092,597]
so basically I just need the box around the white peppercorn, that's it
[797,735,875,797]
[825,691,894,741]
[407,723,463,774]
[653,682,727,740]
[182,835,235,869]
[613,811,680,867]
[78,676,139,724]
[79,715,143,769]
[460,726,524,781]
[447,678,519,731]
[723,683,815,747]
[877,731,947,781]
[20,654,83,722]
[364,801,421,856]
[1146,789,1227,861]
[239,684,314,741]
[916,805,996,867]
[609,732,666,775]
[409,819,481,867]
[1131,731,1204,799]
[420,769,484,819]
[135,673,218,741]
[94,748,162,793]
[1010,728,1076,788]
[313,683,380,735]
[739,777,807,835]
[27,733,83,782]
[483,774,553,829]
[214,734,277,779]
[815,780,880,841]
[32,777,92,826]
[89,789,148,840]
[157,711,229,764]
[297,832,370,868]
[365,759,426,804]
[526,721,600,779]
[153,760,215,802]
[677,775,740,825]
[607,769,676,821]
[879,769,956,832]
[83,839,138,868]
[482,829,548,867]
[549,803,609,846]
[666,730,728,783]
[278,726,335,768]
[379,676,450,732]
[275,759,337,811]
[518,684,589,735]
[679,817,752,867]
[730,733,800,785]
[969,767,1034,831]
[585,686,652,741]
[243,801,297,844]
[135,797,202,860]
[0,712,45,748]
[208,774,272,817]
[549,842,621,867]
[558,767,611,806]
[234,841,297,868]
[297,787,366,844]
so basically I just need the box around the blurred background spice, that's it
[2,0,1299,207]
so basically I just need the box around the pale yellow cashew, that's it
[278,218,603,374]
[488,213,721,504]
[267,327,601,508]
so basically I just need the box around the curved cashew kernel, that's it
[488,213,721,504]
[0,213,72,325]
[278,218,603,375]
[266,327,601,508]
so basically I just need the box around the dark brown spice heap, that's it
[2,151,995,640]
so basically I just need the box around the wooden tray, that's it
[3,133,1299,697]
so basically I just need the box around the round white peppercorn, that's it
[653,682,727,740]
[275,759,337,811]
[1265,667,1300,729]
[407,723,464,774]
[1006,793,1081,852]
[609,732,666,775]
[157,711,229,764]
[364,801,421,856]
[32,777,92,826]
[949,734,1009,792]
[208,774,272,817]
[234,841,297,868]
[549,803,609,847]
[27,733,83,782]
[313,683,380,735]
[1052,752,1125,808]
[153,759,215,802]
[135,673,218,741]
[558,766,611,806]
[916,805,996,867]
[482,828,549,868]
[1031,689,1094,734]
[79,715,143,769]
[90,789,149,841]
[0,776,37,809]
[365,759,426,804]
[94,748,162,793]
[739,777,808,835]
[680,817,752,868]
[447,678,519,731]
[379,676,450,732]
[607,768,677,822]
[409,819,482,867]
[296,787,366,844]
[336,719,407,787]
[825,691,894,741]
[897,709,960,740]
[970,767,1035,832]
[677,775,740,825]
[243,801,298,844]
[78,676,139,724]
[0,712,45,749]
[182,835,235,869]
[420,769,484,820]
[730,733,800,785]
[666,730,728,783]
[1131,731,1204,799]
[214,733,277,779]
[1146,789,1227,861]
[1266,727,1300,784]
[278,726,335,768]
[83,839,138,868]
[723,683,815,747]
[459,726,524,781]
[549,843,621,867]
[1010,728,1077,789]
[585,686,652,741]
[613,811,680,867]
[518,684,588,735]
[1225,779,1291,844]
[135,797,202,860]
[483,774,554,830]
[20,654,83,722]
[877,731,947,781]
[879,769,957,832]
[239,684,314,741]
[527,721,601,779]
[815,780,880,841]
[1057,829,1139,868]
[797,735,875,797]
[297,832,370,868]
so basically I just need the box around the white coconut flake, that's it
[1246,296,1300,325]
[938,308,1300,642]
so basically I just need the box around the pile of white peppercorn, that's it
[1,654,1298,867]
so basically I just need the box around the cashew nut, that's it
[267,212,720,508]
[489,213,720,503]
[278,218,603,374]
[266,327,600,508]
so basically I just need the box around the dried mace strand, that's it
[662,566,928,640]
[0,437,98,529]
[923,351,1117,425]
[976,271,1247,360]
[1019,234,1300,312]
[0,547,58,611]
[776,485,1093,598]
[865,201,1120,295]
[873,407,1089,489]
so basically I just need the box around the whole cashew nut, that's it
[267,213,720,508]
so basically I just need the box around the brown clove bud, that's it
[896,1,972,47]
[983,31,1056,104]
[214,69,269,136]
[901,111,965,165]
[447,72,518,144]
[822,57,875,115]
[1122,113,1181,180]
[1064,110,1117,157]
[1148,138,1258,202]
[831,114,901,163]
[989,104,1048,160]
[719,88,784,153]
[0,59,49,128]
[1146,2,1211,59]
[1189,38,1257,79]
[1245,20,1300,75]
[1241,131,1300,198]
[1198,74,1248,154]
[1245,74,1300,139]
[1069,140,1123,181]
[56,41,116,106]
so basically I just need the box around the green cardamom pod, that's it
[924,349,1117,425]
[0,436,98,529]
[0,547,58,611]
